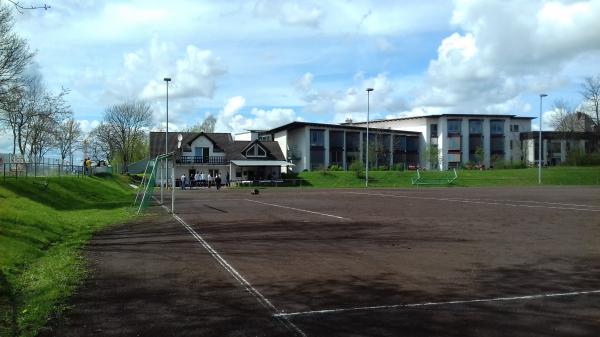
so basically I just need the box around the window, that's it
[430,124,438,138]
[469,120,482,134]
[448,136,461,151]
[258,135,272,141]
[510,124,519,132]
[406,137,418,152]
[447,119,461,134]
[448,153,461,162]
[245,144,267,157]
[490,120,504,135]
[345,132,360,169]
[310,148,325,170]
[490,137,504,153]
[310,129,325,147]
[330,131,344,168]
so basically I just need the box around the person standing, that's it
[215,174,222,190]
[226,172,230,187]
[199,171,206,187]
[207,173,212,188]
[180,173,186,190]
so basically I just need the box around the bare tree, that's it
[186,114,217,133]
[0,5,34,99]
[54,117,82,163]
[580,75,600,150]
[6,0,50,13]
[550,99,584,133]
[86,124,114,163]
[102,101,152,172]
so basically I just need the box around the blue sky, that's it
[1,0,600,152]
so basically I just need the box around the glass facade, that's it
[447,119,462,134]
[490,120,504,135]
[329,130,344,168]
[345,132,360,169]
[469,120,482,134]
[310,129,325,170]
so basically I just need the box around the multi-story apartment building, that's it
[346,114,534,170]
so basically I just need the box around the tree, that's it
[425,144,439,169]
[580,75,600,150]
[187,114,216,133]
[102,101,152,173]
[0,5,34,100]
[55,118,82,163]
[550,99,584,134]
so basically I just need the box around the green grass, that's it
[297,166,600,188]
[0,175,135,337]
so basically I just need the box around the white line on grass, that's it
[245,199,351,220]
[347,192,600,212]
[275,289,600,317]
[153,198,306,337]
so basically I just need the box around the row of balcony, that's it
[176,156,227,164]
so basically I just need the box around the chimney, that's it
[345,118,353,124]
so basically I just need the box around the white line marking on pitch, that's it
[245,199,351,220]
[347,192,600,212]
[429,197,600,209]
[153,198,306,337]
[275,289,600,317]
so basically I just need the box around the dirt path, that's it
[40,209,290,337]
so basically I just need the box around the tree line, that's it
[550,75,600,151]
[0,5,79,163]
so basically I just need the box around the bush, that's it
[349,161,364,178]
[328,165,343,171]
[281,171,298,179]
[564,151,600,166]
[391,164,405,171]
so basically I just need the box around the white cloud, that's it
[215,96,298,133]
[140,44,227,100]
[254,0,323,28]
[299,73,408,119]
[415,0,600,114]
[77,119,101,134]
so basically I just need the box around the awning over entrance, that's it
[230,160,294,167]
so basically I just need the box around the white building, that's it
[346,114,534,170]
[150,132,291,184]
[259,122,421,171]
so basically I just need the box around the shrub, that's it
[328,165,343,171]
[564,151,600,166]
[349,161,364,178]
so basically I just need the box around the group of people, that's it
[180,171,229,191]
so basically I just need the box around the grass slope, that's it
[0,175,135,337]
[298,166,600,188]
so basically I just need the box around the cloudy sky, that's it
[2,0,599,152]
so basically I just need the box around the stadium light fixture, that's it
[539,93,548,185]
[366,88,374,188]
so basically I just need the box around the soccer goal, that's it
[411,168,458,186]
[134,152,175,214]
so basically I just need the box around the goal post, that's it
[134,152,176,214]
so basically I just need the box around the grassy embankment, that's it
[0,175,135,337]
[296,166,600,188]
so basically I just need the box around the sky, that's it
[2,0,600,153]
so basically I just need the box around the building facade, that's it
[347,114,534,170]
[149,132,290,183]
[259,122,421,171]
[520,131,595,166]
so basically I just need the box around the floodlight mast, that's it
[539,93,547,185]
[365,88,374,187]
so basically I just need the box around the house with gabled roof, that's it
[149,131,291,183]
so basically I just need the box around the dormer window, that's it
[245,144,267,158]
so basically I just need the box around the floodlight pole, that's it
[163,77,171,202]
[365,88,374,187]
[539,93,547,185]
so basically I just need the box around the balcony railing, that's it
[176,156,227,165]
